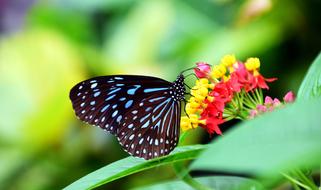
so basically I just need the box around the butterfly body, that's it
[69,74,186,159]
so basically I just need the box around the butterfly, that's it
[69,74,187,160]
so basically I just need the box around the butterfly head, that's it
[171,74,185,102]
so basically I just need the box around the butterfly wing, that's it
[117,92,181,160]
[69,75,171,135]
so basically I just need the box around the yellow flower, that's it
[245,57,260,71]
[181,116,193,132]
[211,64,226,79]
[198,86,208,97]
[208,83,215,89]
[198,78,209,86]
[207,96,214,102]
[181,74,214,132]
[189,114,206,127]
[185,103,197,115]
[189,101,200,108]
[221,54,236,67]
[222,75,230,82]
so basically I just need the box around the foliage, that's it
[0,0,321,189]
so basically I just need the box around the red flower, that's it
[210,81,234,102]
[231,63,256,92]
[198,81,233,135]
[203,116,224,135]
[199,106,224,135]
[230,62,276,91]
[194,62,211,78]
[255,74,277,90]
[227,73,242,92]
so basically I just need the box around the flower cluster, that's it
[181,54,292,135]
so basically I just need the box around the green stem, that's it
[224,108,235,114]
[250,91,260,104]
[281,172,312,190]
[245,92,258,107]
[230,98,238,108]
[224,115,236,121]
[290,180,302,190]
[242,98,256,109]
[235,92,243,110]
[173,162,214,190]
[255,89,263,104]
[294,169,318,190]
[259,88,263,102]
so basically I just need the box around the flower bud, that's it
[283,91,295,103]
[194,62,211,78]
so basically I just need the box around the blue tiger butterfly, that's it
[69,74,186,160]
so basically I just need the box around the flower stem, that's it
[255,89,263,104]
[290,180,302,190]
[293,169,318,190]
[281,172,312,190]
[250,91,260,104]
[173,162,214,190]
[242,98,256,109]
[245,92,258,107]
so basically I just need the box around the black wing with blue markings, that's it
[69,75,185,160]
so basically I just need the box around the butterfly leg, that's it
[182,99,191,119]
[184,83,192,89]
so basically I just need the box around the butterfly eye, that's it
[69,75,185,160]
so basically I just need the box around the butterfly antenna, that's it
[184,73,198,80]
[180,67,195,75]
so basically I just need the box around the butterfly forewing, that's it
[69,74,185,160]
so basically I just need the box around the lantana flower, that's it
[180,55,294,136]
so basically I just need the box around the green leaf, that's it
[132,176,264,190]
[298,52,321,100]
[190,98,321,179]
[64,145,206,190]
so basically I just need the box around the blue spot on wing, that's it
[141,120,150,128]
[140,113,151,123]
[106,94,116,101]
[101,104,110,112]
[127,85,141,95]
[94,91,101,97]
[148,96,166,103]
[108,88,121,95]
[116,115,122,123]
[125,100,133,108]
[143,87,168,93]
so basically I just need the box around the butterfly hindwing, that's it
[117,92,181,159]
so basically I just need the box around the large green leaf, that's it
[298,52,321,100]
[132,176,264,190]
[190,98,321,178]
[64,145,206,190]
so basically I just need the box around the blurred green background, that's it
[0,0,320,189]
